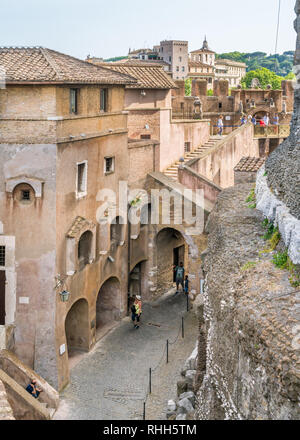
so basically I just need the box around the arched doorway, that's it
[156,228,186,294]
[65,298,89,358]
[128,260,147,310]
[96,277,121,338]
[78,230,93,270]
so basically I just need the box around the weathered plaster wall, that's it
[0,377,15,420]
[0,142,58,388]
[264,1,300,220]
[159,111,210,171]
[189,123,258,188]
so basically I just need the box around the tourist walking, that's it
[184,275,189,295]
[132,295,142,329]
[251,115,257,125]
[174,262,185,294]
[240,115,247,125]
[217,115,223,136]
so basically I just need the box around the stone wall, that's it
[187,123,259,188]
[0,378,14,420]
[264,0,300,220]
[195,184,300,420]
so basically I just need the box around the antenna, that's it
[274,0,281,73]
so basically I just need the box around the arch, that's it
[110,216,125,251]
[128,260,147,308]
[78,230,93,270]
[156,227,186,292]
[65,298,89,357]
[96,277,121,336]
[6,176,44,198]
[247,108,271,120]
[140,203,152,228]
[13,183,35,205]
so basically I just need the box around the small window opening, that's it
[100,88,108,112]
[0,246,5,266]
[70,88,78,114]
[104,157,115,174]
[77,162,87,196]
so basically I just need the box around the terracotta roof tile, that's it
[234,157,265,172]
[0,47,137,85]
[90,61,176,89]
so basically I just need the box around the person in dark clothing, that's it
[174,262,185,294]
[184,275,189,295]
[26,379,42,399]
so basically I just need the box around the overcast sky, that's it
[0,0,296,60]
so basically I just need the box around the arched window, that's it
[110,216,124,251]
[140,204,152,228]
[13,183,35,205]
[78,231,93,270]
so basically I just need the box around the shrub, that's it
[272,250,288,268]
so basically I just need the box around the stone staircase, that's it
[163,135,225,182]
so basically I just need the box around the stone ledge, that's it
[256,164,300,264]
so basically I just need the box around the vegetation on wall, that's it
[185,78,192,96]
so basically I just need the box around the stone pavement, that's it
[53,289,198,420]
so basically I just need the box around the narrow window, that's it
[169,56,172,62]
[77,161,87,197]
[0,246,5,267]
[182,66,185,72]
[70,88,78,114]
[176,66,179,72]
[100,88,108,112]
[184,142,191,152]
[219,102,222,109]
[140,134,151,140]
[22,190,30,201]
[104,157,115,174]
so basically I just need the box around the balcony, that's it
[253,124,290,139]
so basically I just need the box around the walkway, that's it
[53,290,198,420]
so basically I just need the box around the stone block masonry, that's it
[0,379,15,420]
[194,184,300,420]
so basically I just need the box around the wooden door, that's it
[0,271,5,325]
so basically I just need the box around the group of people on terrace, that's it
[217,112,280,135]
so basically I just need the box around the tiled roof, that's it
[234,157,265,172]
[66,216,95,238]
[190,48,215,54]
[90,61,177,89]
[189,61,213,68]
[188,72,214,77]
[109,58,171,67]
[0,47,137,85]
[215,59,247,68]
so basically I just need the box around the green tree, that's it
[241,67,282,89]
[185,78,192,96]
[285,72,296,80]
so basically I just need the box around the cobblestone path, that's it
[54,290,198,420]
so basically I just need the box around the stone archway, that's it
[96,277,121,338]
[156,227,186,294]
[65,298,89,358]
[128,260,147,308]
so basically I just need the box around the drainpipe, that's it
[127,205,131,315]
